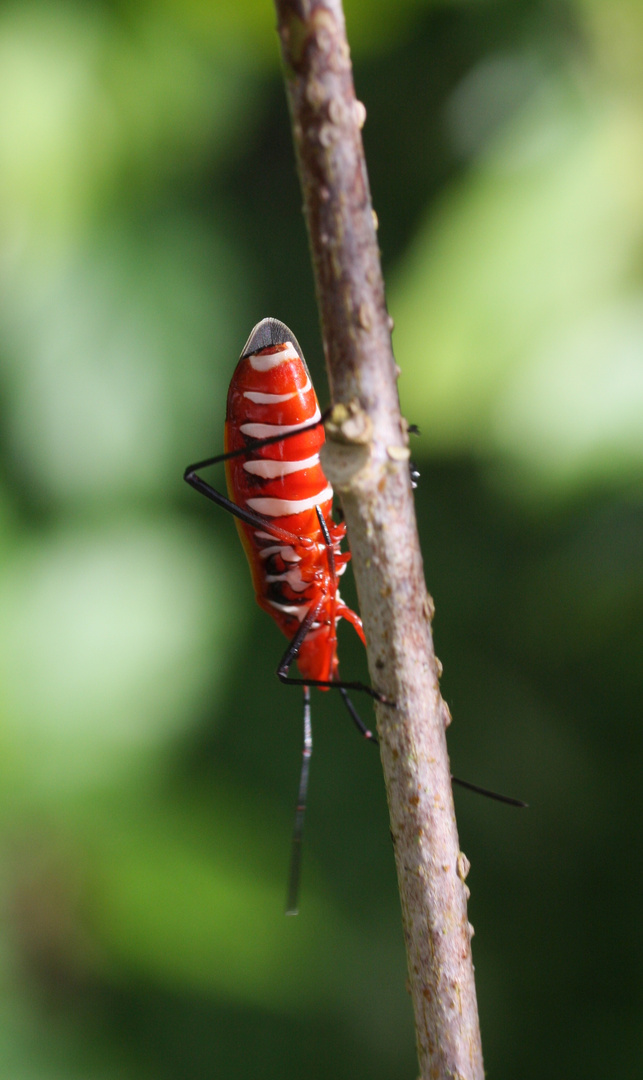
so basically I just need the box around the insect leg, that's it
[277,600,384,694]
[184,467,302,544]
[277,506,389,703]
[314,505,335,581]
[186,409,329,475]
[338,690,523,803]
[338,688,378,744]
[184,412,331,545]
[278,630,393,704]
[277,648,391,703]
[337,687,520,800]
[314,505,338,684]
[285,685,312,916]
[451,775,527,808]
[185,461,309,547]
[407,423,420,487]
[276,586,391,703]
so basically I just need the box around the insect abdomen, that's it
[224,336,332,636]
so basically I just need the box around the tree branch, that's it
[273,2,484,1078]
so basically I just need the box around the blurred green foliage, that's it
[0,1,641,1078]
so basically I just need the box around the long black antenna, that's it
[286,686,312,915]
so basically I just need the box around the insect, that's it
[184,319,526,914]
[184,318,384,914]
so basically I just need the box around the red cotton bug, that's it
[184,318,384,915]
[185,319,526,914]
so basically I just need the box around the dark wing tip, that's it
[240,318,304,362]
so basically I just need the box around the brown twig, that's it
[273,2,484,1078]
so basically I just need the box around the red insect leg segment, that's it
[224,334,363,685]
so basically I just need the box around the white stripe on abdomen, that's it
[247,485,333,517]
[243,376,311,405]
[248,343,300,371]
[243,452,319,479]
[240,405,321,441]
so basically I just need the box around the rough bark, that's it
[273,2,484,1078]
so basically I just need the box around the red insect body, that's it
[184,319,385,915]
[224,337,365,684]
[185,327,524,915]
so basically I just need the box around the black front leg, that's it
[183,411,330,546]
[276,596,391,704]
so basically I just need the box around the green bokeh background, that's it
[0,1,641,1077]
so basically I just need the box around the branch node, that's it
[321,403,372,493]
[386,444,411,462]
[325,400,372,444]
[457,852,471,882]
[354,99,367,128]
